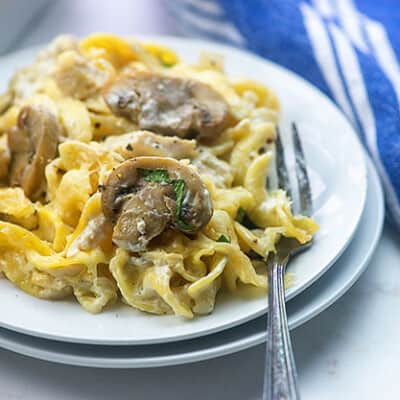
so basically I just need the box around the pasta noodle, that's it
[0,34,318,318]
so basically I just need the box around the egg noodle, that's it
[0,34,318,318]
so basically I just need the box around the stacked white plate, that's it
[0,37,384,368]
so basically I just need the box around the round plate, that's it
[0,36,367,345]
[0,158,383,367]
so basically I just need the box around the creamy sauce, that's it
[67,214,108,257]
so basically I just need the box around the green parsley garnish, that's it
[138,168,170,183]
[172,179,193,231]
[161,60,175,68]
[172,179,185,216]
[175,218,193,231]
[137,169,192,230]
[217,234,230,243]
[236,207,246,223]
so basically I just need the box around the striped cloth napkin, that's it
[169,0,400,230]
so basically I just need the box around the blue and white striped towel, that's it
[169,0,400,230]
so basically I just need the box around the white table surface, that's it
[1,1,399,399]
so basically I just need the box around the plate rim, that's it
[0,35,368,345]
[0,157,383,368]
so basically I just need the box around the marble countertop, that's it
[1,1,399,399]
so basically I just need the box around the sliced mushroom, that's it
[0,135,10,181]
[103,130,198,160]
[8,106,60,200]
[104,71,230,140]
[101,156,213,252]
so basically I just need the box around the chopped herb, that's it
[172,179,193,231]
[138,168,170,183]
[236,207,246,223]
[161,61,174,68]
[159,55,176,68]
[137,169,193,230]
[172,179,185,215]
[172,179,185,224]
[217,234,230,243]
[235,207,259,229]
[175,218,193,231]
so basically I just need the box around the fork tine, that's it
[292,123,312,217]
[275,126,292,200]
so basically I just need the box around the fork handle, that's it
[263,257,300,400]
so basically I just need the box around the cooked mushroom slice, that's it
[102,156,213,252]
[8,106,60,200]
[104,71,230,140]
[104,130,198,160]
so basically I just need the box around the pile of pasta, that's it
[0,34,318,318]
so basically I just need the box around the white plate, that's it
[0,158,383,367]
[0,36,367,345]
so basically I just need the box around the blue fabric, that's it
[173,0,400,230]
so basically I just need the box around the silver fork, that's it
[262,123,313,400]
